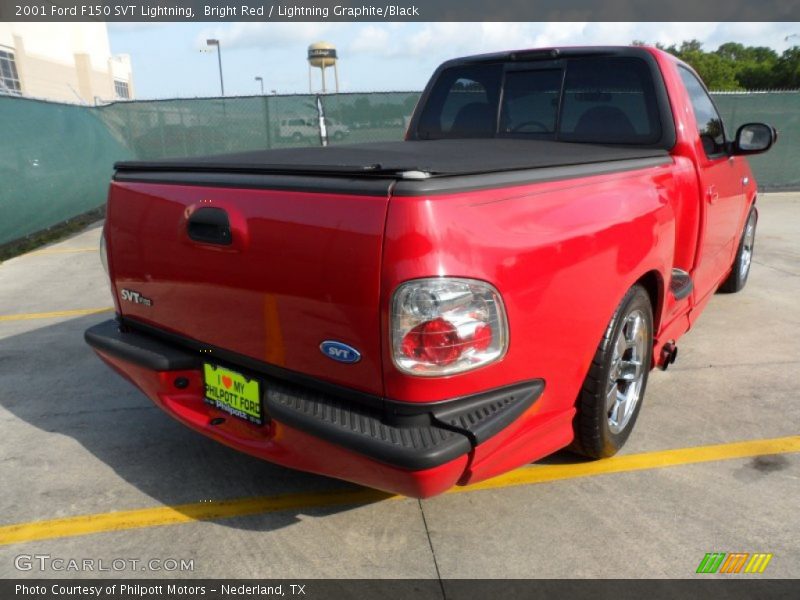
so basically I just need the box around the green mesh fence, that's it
[95,94,321,159]
[0,96,133,246]
[713,92,800,191]
[319,92,421,146]
[0,90,797,246]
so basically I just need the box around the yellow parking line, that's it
[0,307,113,322]
[0,435,797,547]
[455,434,800,494]
[25,247,96,256]
[0,489,392,546]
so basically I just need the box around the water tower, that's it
[308,42,339,93]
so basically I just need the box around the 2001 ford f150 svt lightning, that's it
[86,46,776,497]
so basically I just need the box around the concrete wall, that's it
[0,23,134,104]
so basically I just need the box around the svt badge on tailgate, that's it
[120,288,153,307]
[320,341,361,364]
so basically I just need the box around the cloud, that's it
[348,23,546,59]
[194,22,337,52]
[529,22,589,47]
[702,22,798,51]
[613,22,717,47]
[124,21,800,98]
[338,22,799,66]
[404,23,524,57]
[565,22,793,51]
[348,25,393,55]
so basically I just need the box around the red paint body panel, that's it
[380,161,682,474]
[96,350,467,498]
[381,163,678,405]
[106,182,390,396]
[652,50,755,304]
[95,47,763,496]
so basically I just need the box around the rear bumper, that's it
[85,318,547,497]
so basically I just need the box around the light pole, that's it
[206,39,224,96]
[255,76,264,94]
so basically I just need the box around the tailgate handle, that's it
[187,207,232,245]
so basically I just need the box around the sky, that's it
[108,22,800,99]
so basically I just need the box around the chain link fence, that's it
[0,90,797,246]
[0,97,133,247]
[93,92,422,160]
[713,92,799,194]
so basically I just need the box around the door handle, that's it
[706,185,719,204]
[187,207,232,245]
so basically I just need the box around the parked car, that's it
[324,117,350,141]
[278,117,349,141]
[86,46,775,497]
[277,117,317,141]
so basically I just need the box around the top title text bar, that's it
[1,0,799,22]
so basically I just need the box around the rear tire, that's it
[718,206,757,294]
[572,285,653,459]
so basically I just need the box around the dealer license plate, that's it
[203,363,263,425]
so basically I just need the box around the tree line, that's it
[633,40,800,90]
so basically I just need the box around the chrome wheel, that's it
[606,309,647,434]
[718,206,757,294]
[740,211,756,279]
[574,284,652,458]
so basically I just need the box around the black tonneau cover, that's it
[114,139,668,179]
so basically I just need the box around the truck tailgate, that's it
[106,178,392,396]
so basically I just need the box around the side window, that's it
[0,49,22,95]
[114,80,130,100]
[678,67,727,158]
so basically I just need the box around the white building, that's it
[0,23,134,104]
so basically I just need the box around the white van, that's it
[278,117,350,141]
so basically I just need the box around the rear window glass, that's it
[500,69,562,134]
[416,56,663,145]
[417,64,501,138]
[559,58,661,144]
[440,77,490,132]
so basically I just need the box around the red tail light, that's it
[471,323,492,352]
[401,318,460,365]
[391,278,508,376]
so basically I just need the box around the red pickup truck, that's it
[86,47,775,498]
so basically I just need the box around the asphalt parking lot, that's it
[0,192,798,581]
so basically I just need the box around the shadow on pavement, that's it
[0,314,389,532]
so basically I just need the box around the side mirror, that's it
[733,123,777,155]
